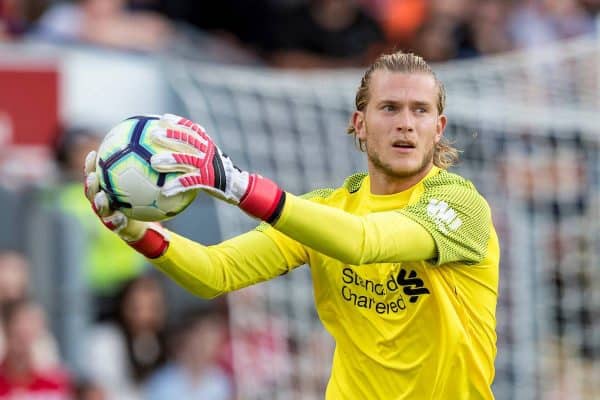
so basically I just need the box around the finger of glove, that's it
[93,191,113,217]
[160,113,186,126]
[161,173,213,197]
[151,152,203,174]
[161,113,209,139]
[84,150,98,175]
[85,172,100,203]
[150,127,209,156]
[200,186,238,204]
[116,217,148,242]
[101,210,128,233]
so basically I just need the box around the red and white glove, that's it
[150,114,286,223]
[84,150,170,258]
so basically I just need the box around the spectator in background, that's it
[508,0,595,49]
[0,299,72,399]
[0,0,46,40]
[144,307,233,400]
[0,251,29,306]
[420,0,479,60]
[579,0,600,15]
[33,0,173,52]
[465,0,512,56]
[414,16,462,62]
[85,274,168,400]
[0,0,23,40]
[157,0,275,60]
[74,377,107,400]
[0,250,60,371]
[420,0,512,59]
[217,287,291,399]
[52,127,147,321]
[360,0,428,48]
[266,0,386,68]
[0,251,30,364]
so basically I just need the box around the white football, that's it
[96,115,198,221]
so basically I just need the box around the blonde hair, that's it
[347,51,459,169]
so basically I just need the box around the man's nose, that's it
[396,109,414,132]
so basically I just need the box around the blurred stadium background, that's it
[0,0,599,399]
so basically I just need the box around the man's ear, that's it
[353,111,366,141]
[435,114,447,144]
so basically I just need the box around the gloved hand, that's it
[150,114,286,223]
[84,150,170,258]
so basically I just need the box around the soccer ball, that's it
[96,115,198,221]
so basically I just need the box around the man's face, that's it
[5,304,45,360]
[0,252,29,303]
[353,70,446,181]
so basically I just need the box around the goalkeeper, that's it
[85,52,499,399]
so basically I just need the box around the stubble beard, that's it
[366,140,435,180]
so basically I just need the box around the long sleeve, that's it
[273,175,492,266]
[273,193,437,265]
[150,229,308,298]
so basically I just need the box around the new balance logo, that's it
[397,269,430,303]
[426,198,462,234]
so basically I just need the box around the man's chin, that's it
[367,152,431,179]
[388,162,430,179]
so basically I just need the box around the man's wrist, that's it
[126,224,170,259]
[238,174,285,223]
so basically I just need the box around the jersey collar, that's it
[363,166,441,211]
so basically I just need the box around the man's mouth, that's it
[392,140,416,149]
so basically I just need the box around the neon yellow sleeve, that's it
[150,229,308,298]
[398,180,492,265]
[273,194,437,265]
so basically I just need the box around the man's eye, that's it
[383,105,395,112]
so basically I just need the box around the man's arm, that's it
[152,228,308,298]
[270,182,491,266]
[144,115,435,264]
[146,114,489,266]
[271,193,436,265]
[84,144,308,298]
[151,114,490,265]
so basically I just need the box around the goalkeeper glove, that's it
[84,150,170,258]
[150,114,285,223]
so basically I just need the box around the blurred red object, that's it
[365,0,428,43]
[0,65,60,188]
[0,66,59,146]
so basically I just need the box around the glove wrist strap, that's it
[239,174,285,223]
[128,224,169,259]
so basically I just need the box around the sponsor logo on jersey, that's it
[396,269,430,303]
[340,267,430,314]
[427,198,462,234]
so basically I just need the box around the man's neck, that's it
[369,164,434,195]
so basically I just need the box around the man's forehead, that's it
[369,70,438,99]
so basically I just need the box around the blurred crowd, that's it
[0,0,598,67]
[0,250,236,399]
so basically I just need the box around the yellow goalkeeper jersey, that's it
[152,166,500,399]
